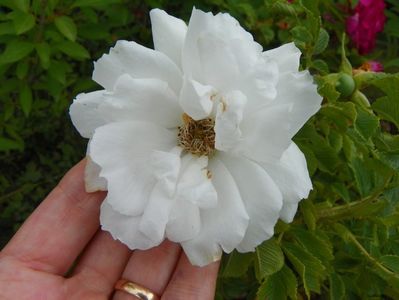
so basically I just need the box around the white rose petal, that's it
[70,7,322,267]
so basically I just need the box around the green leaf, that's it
[301,199,317,230]
[355,107,379,140]
[0,22,15,35]
[222,251,253,278]
[48,60,68,84]
[314,28,329,55]
[19,84,32,116]
[72,0,122,7]
[319,103,357,130]
[16,60,29,79]
[316,74,340,102]
[257,265,298,300]
[291,25,313,44]
[342,134,356,161]
[57,41,90,60]
[328,130,343,153]
[255,238,284,280]
[14,0,30,12]
[351,90,371,108]
[372,95,399,129]
[380,255,399,273]
[371,75,399,128]
[54,16,77,42]
[376,151,399,172]
[283,242,326,298]
[312,142,340,173]
[0,40,34,64]
[35,43,51,69]
[329,273,345,300]
[311,59,329,74]
[0,136,23,151]
[11,11,35,34]
[349,157,374,196]
[291,228,334,264]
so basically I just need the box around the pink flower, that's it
[346,0,386,54]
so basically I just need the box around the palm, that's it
[0,161,219,300]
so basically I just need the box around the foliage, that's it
[1,0,399,299]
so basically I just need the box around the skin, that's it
[0,160,220,300]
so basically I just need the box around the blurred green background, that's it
[1,0,399,299]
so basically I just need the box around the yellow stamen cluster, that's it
[178,113,215,156]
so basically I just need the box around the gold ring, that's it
[114,279,160,300]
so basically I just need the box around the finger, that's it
[67,230,131,296]
[2,160,105,275]
[113,240,181,300]
[162,253,220,300]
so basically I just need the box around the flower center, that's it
[177,113,215,156]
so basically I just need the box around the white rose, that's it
[70,7,322,266]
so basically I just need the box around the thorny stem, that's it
[316,173,394,220]
[346,229,399,282]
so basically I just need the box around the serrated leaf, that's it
[11,11,35,34]
[328,130,343,153]
[372,95,399,129]
[331,182,351,203]
[298,144,318,175]
[355,107,379,140]
[0,40,34,64]
[380,255,399,273]
[312,142,340,173]
[35,43,51,69]
[371,76,399,128]
[320,102,357,126]
[255,238,284,280]
[314,28,329,55]
[57,41,90,60]
[222,251,253,278]
[19,84,32,116]
[301,199,316,230]
[291,228,334,263]
[342,134,356,161]
[54,16,77,41]
[291,25,313,44]
[349,157,374,196]
[311,59,329,74]
[377,151,399,171]
[317,76,340,102]
[329,273,345,300]
[283,242,326,298]
[375,133,399,151]
[257,265,298,300]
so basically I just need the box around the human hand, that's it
[0,160,220,300]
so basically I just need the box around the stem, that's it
[347,231,397,279]
[316,173,393,220]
